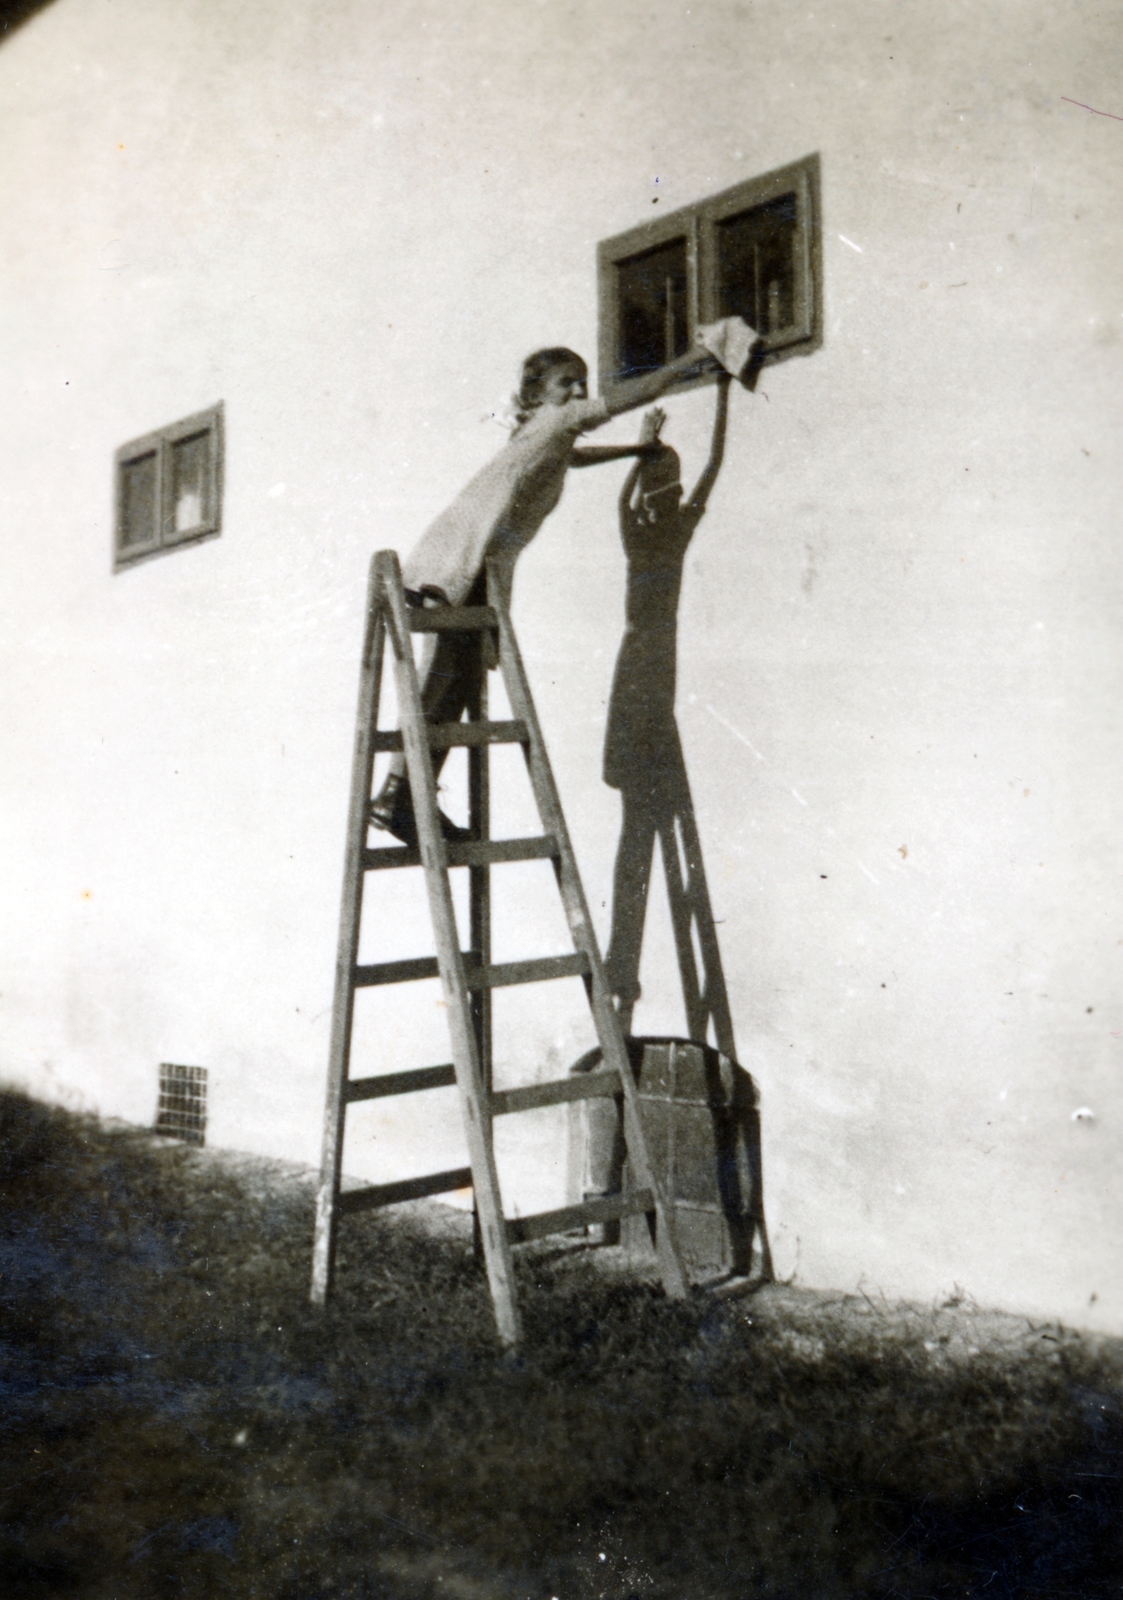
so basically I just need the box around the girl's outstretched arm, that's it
[570,443,660,467]
[603,345,721,416]
[686,373,731,513]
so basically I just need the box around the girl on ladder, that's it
[373,333,748,845]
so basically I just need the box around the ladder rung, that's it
[468,953,589,990]
[490,1066,621,1117]
[353,951,588,990]
[354,956,440,987]
[362,843,422,870]
[337,1165,473,1215]
[361,835,559,872]
[370,720,528,753]
[450,834,558,867]
[344,1064,457,1103]
[406,605,498,633]
[429,719,528,750]
[506,1189,656,1246]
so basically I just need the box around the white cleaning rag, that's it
[696,315,759,379]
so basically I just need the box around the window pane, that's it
[119,451,158,548]
[615,236,689,380]
[170,430,210,533]
[716,192,799,336]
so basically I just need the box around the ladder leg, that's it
[657,806,709,1046]
[743,1091,774,1281]
[661,754,773,1274]
[604,792,658,1035]
[667,754,738,1060]
[311,560,386,1306]
[487,564,688,1302]
[468,627,492,1263]
[379,553,523,1347]
[468,649,492,1087]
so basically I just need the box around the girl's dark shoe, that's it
[369,773,471,847]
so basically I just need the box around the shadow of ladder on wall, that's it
[309,550,688,1348]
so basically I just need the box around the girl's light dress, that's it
[401,395,611,611]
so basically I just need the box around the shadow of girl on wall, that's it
[602,374,736,1052]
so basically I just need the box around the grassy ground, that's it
[2,1089,1121,1600]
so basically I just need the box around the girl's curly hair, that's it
[512,347,587,425]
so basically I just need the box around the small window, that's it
[597,155,821,401]
[155,1063,208,1146]
[114,402,223,570]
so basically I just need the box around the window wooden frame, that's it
[597,154,822,404]
[114,402,224,571]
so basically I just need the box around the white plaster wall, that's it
[1,0,1120,1327]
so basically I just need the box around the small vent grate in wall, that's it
[156,1063,207,1146]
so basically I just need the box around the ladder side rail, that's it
[486,563,688,1301]
[311,555,387,1306]
[609,820,658,1039]
[656,813,711,1050]
[742,1092,774,1281]
[671,790,738,1061]
[467,639,493,1092]
[377,552,522,1347]
[468,643,492,1265]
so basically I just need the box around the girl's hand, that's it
[639,407,666,445]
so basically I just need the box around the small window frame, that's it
[113,402,224,571]
[597,154,822,405]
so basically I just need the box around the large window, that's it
[114,402,224,570]
[597,155,821,401]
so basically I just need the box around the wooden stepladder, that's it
[310,550,687,1346]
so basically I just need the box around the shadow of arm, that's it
[619,458,643,522]
[685,374,730,514]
